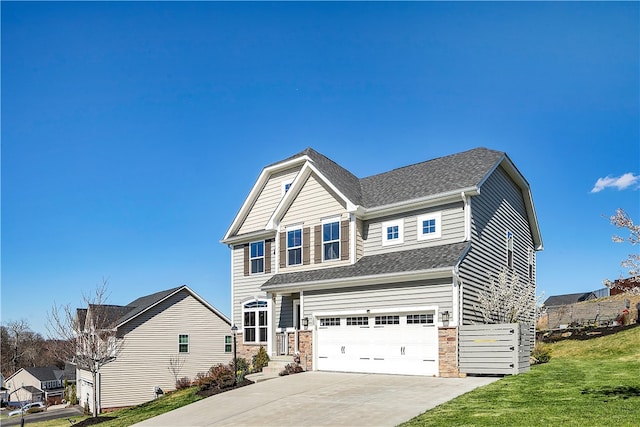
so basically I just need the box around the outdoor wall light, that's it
[302,317,309,327]
[442,311,450,322]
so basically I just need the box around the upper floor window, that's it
[281,179,294,195]
[287,228,302,266]
[382,220,404,246]
[528,248,534,280]
[323,220,340,261]
[507,231,514,268]
[243,299,268,344]
[178,334,189,353]
[250,241,264,274]
[417,212,442,240]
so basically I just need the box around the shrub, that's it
[175,376,192,389]
[531,341,552,364]
[252,346,270,372]
[193,371,212,388]
[207,363,236,390]
[279,363,304,376]
[234,357,250,381]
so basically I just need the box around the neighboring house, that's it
[543,292,597,307]
[222,147,542,377]
[4,364,75,405]
[75,285,231,413]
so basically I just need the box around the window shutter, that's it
[265,240,272,274]
[303,227,311,265]
[340,220,349,261]
[243,244,249,276]
[314,225,322,263]
[279,233,286,268]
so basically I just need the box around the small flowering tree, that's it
[605,208,639,294]
[476,268,540,324]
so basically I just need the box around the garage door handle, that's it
[341,346,345,354]
[401,346,405,355]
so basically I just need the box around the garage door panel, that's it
[317,312,439,376]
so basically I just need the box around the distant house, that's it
[543,292,597,307]
[609,277,640,295]
[75,285,231,414]
[4,364,76,405]
[222,147,542,377]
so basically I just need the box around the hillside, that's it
[402,324,640,427]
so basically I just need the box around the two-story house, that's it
[75,285,231,413]
[222,147,542,377]
[4,364,75,405]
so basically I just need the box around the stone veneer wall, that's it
[439,327,462,377]
[234,333,262,368]
[286,330,313,371]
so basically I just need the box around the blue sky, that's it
[2,2,638,336]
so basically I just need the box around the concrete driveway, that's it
[134,371,498,427]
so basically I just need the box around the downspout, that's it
[228,244,234,328]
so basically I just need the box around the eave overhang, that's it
[261,267,454,294]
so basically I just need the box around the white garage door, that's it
[316,312,438,376]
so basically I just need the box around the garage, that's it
[316,311,439,376]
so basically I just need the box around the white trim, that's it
[285,225,303,267]
[313,305,439,318]
[462,192,471,241]
[281,179,294,196]
[350,214,356,264]
[320,218,341,262]
[417,212,442,240]
[381,219,404,246]
[249,240,266,275]
[262,267,454,293]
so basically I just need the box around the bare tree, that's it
[475,268,541,324]
[605,208,640,293]
[0,319,50,376]
[47,280,124,417]
[168,355,186,386]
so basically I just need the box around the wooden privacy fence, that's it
[459,323,531,375]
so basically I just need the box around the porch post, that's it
[266,292,274,357]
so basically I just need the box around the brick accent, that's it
[298,330,313,371]
[234,332,262,367]
[439,327,463,378]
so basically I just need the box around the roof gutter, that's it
[357,187,479,220]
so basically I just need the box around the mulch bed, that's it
[196,379,254,398]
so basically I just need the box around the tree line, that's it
[1,319,64,378]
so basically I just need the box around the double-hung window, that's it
[178,334,189,353]
[243,300,268,344]
[250,241,264,274]
[382,219,404,246]
[417,212,442,240]
[323,220,340,261]
[224,335,232,353]
[287,228,302,266]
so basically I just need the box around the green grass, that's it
[401,325,640,427]
[28,386,205,427]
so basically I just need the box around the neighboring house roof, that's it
[544,292,597,307]
[20,385,42,394]
[223,147,542,250]
[78,285,230,331]
[6,365,76,385]
[262,242,469,292]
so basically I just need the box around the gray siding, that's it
[459,166,536,324]
[363,202,465,256]
[98,290,231,410]
[238,167,301,235]
[303,279,454,320]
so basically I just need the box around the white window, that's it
[382,219,404,246]
[417,212,442,240]
[243,300,268,344]
[287,227,302,266]
[178,334,189,353]
[407,314,434,324]
[225,335,232,353]
[281,179,294,195]
[507,231,514,268]
[375,315,399,325]
[250,241,264,274]
[346,316,368,326]
[322,219,340,261]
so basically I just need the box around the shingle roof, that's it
[544,292,597,307]
[117,286,184,325]
[360,148,504,207]
[24,366,57,381]
[262,242,468,290]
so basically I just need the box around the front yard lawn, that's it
[401,325,640,427]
